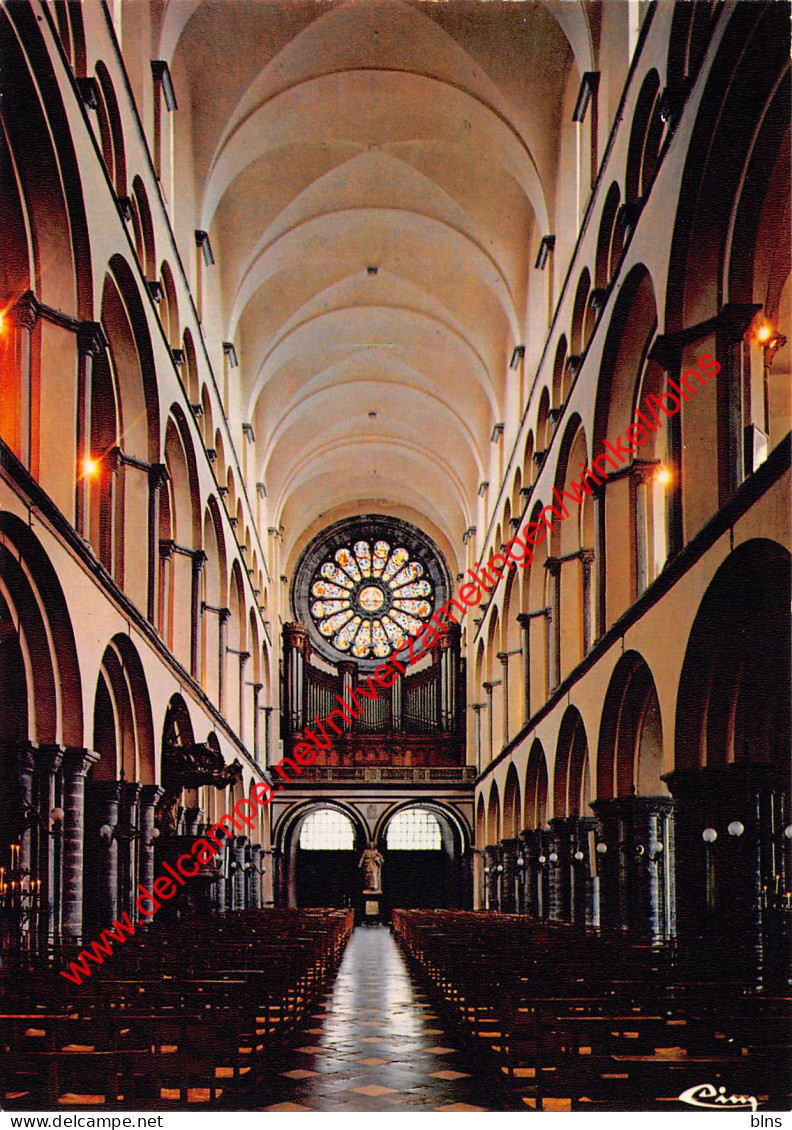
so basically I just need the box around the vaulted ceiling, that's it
[163,0,593,573]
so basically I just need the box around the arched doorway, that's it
[379,803,468,913]
[295,806,363,909]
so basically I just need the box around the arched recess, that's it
[595,183,621,292]
[92,634,155,784]
[625,70,663,210]
[551,416,595,675]
[570,269,591,357]
[160,260,179,347]
[670,539,790,938]
[201,499,227,704]
[524,739,548,830]
[227,560,247,738]
[84,635,155,935]
[667,2,721,94]
[0,513,83,747]
[95,61,127,196]
[182,327,199,403]
[160,408,201,658]
[665,3,790,523]
[553,706,590,820]
[99,261,161,610]
[487,778,500,844]
[675,540,790,774]
[593,264,661,626]
[276,800,369,909]
[597,651,666,800]
[502,763,521,839]
[377,800,470,912]
[552,336,567,409]
[131,176,156,280]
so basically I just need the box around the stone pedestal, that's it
[361,888,382,925]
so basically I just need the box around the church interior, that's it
[0,0,790,1114]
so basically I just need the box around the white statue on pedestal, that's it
[359,841,384,891]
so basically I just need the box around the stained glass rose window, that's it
[309,539,435,659]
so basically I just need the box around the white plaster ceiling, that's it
[164,0,586,572]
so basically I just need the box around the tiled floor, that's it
[252,924,509,1111]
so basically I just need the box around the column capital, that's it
[77,320,108,356]
[544,557,562,576]
[482,680,501,695]
[191,549,208,574]
[159,538,177,561]
[140,784,165,807]
[12,291,40,332]
[496,651,509,666]
[148,462,170,491]
[62,748,100,777]
[630,459,661,486]
[579,547,596,566]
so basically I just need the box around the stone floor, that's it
[252,924,509,1112]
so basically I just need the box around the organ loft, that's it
[0,0,789,1113]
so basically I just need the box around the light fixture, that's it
[510,345,525,370]
[702,827,718,843]
[655,465,672,486]
[99,824,113,841]
[785,825,792,840]
[649,841,663,857]
[572,71,600,123]
[756,323,772,343]
[50,808,64,825]
[548,852,558,863]
[223,341,238,368]
[0,309,5,334]
[538,854,547,865]
[727,821,744,838]
[596,842,607,855]
[83,456,99,478]
[574,850,584,861]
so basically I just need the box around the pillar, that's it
[147,465,169,623]
[190,551,207,678]
[93,781,121,928]
[9,293,39,471]
[499,838,519,913]
[249,844,262,908]
[75,321,107,533]
[544,559,561,690]
[139,785,163,919]
[580,549,595,654]
[35,745,64,942]
[548,817,573,921]
[61,749,99,940]
[497,653,510,743]
[484,844,501,911]
[231,836,247,910]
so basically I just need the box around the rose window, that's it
[309,539,435,659]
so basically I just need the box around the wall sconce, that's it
[574,850,585,861]
[649,840,664,859]
[727,821,744,838]
[785,825,792,840]
[702,827,718,843]
[538,855,547,865]
[548,852,558,863]
[516,854,525,867]
[496,864,503,873]
[50,808,64,830]
[596,842,607,855]
[509,345,525,370]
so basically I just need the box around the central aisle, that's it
[256,924,504,1112]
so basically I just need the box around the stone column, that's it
[190,551,207,678]
[548,817,573,921]
[147,464,169,623]
[139,786,163,919]
[10,292,39,471]
[262,706,273,766]
[118,781,141,920]
[580,549,595,655]
[61,749,99,941]
[544,559,562,690]
[218,607,230,714]
[482,681,500,761]
[231,836,248,910]
[517,614,531,719]
[249,844,262,908]
[35,745,64,942]
[250,683,263,762]
[471,703,486,764]
[158,539,175,640]
[484,844,502,911]
[499,838,519,913]
[93,781,122,928]
[497,653,510,743]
